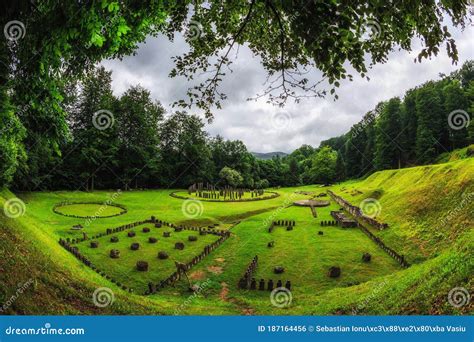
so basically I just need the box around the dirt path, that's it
[219,282,255,315]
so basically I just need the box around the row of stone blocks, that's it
[58,238,133,293]
[320,220,337,226]
[66,219,151,245]
[239,278,291,292]
[327,192,408,268]
[328,191,389,229]
[154,218,228,237]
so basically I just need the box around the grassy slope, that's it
[0,157,472,315]
[0,189,235,315]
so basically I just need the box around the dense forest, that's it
[2,1,472,192]
[6,61,473,191]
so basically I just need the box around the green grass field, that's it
[1,157,472,315]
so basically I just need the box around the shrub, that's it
[175,242,185,250]
[130,243,140,251]
[90,241,99,248]
[110,236,119,243]
[188,235,198,242]
[148,237,158,243]
[163,232,171,237]
[143,227,150,233]
[128,231,136,237]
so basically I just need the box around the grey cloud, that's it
[102,26,474,153]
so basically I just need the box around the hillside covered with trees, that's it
[6,61,473,191]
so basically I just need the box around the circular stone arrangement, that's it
[293,199,330,207]
[170,190,280,202]
[52,201,127,219]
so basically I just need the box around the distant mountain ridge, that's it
[251,151,288,160]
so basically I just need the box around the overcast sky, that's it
[102,22,474,153]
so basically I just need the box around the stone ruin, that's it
[136,261,148,272]
[328,266,341,278]
[158,251,169,259]
[268,220,296,233]
[330,211,358,228]
[274,266,285,274]
[188,183,265,201]
[110,249,120,259]
[237,255,292,292]
[362,252,372,262]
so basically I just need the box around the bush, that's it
[188,235,198,242]
[110,236,119,243]
[90,241,99,248]
[163,232,171,237]
[128,231,136,237]
[143,227,150,233]
[130,243,140,251]
[148,237,158,243]
[175,242,185,250]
